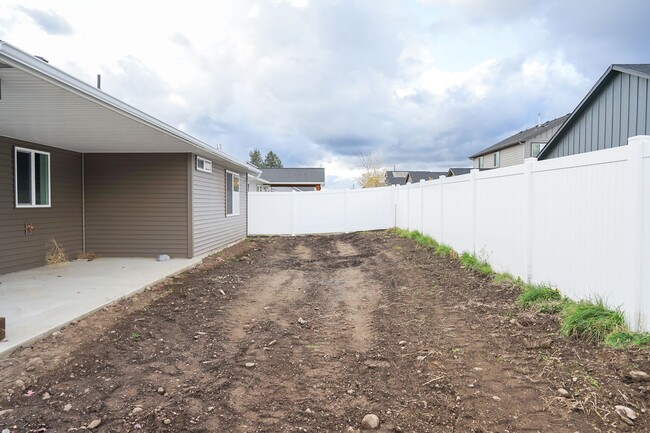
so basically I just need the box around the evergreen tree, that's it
[263,151,284,168]
[248,149,264,168]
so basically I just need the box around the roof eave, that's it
[0,41,254,173]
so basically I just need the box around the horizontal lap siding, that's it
[84,154,189,258]
[0,137,82,274]
[192,161,247,256]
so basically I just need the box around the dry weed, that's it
[45,238,68,265]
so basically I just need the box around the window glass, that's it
[226,172,233,215]
[16,150,32,205]
[35,153,49,205]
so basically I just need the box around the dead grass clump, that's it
[45,238,68,265]
[77,251,99,261]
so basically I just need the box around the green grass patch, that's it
[517,284,562,307]
[560,299,626,343]
[459,252,493,275]
[493,272,523,286]
[604,331,650,348]
[434,243,457,258]
[536,299,569,314]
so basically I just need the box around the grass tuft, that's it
[517,284,562,307]
[604,331,650,348]
[560,299,626,343]
[459,252,493,275]
[435,244,457,258]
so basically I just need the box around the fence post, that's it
[406,183,411,231]
[439,175,446,243]
[627,136,647,330]
[420,179,425,233]
[470,169,478,255]
[522,158,536,282]
[291,190,296,236]
[393,186,397,229]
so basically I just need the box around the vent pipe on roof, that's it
[96,74,101,90]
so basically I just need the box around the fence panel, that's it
[441,176,474,254]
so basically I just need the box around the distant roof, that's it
[447,167,472,176]
[385,171,409,186]
[469,114,570,159]
[406,171,447,182]
[538,63,650,160]
[259,168,325,184]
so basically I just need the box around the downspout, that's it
[81,153,86,253]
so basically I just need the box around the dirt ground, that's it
[1,231,649,433]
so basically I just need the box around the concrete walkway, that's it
[0,256,203,357]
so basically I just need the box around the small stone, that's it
[347,389,354,395]
[14,379,25,390]
[245,362,256,368]
[2,428,10,433]
[539,339,552,349]
[305,408,313,414]
[163,418,172,425]
[0,408,15,416]
[557,388,570,397]
[416,355,426,361]
[346,427,358,433]
[629,370,650,382]
[27,357,44,370]
[87,419,102,429]
[131,407,143,414]
[64,403,72,412]
[398,340,407,346]
[473,367,483,371]
[42,392,51,400]
[157,387,165,394]
[52,331,62,337]
[361,414,380,429]
[297,317,306,325]
[492,395,501,401]
[615,405,637,425]
[207,406,215,412]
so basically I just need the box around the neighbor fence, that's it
[248,136,650,330]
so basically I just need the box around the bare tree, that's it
[358,150,387,188]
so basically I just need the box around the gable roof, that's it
[0,41,258,174]
[469,114,570,159]
[259,168,325,184]
[405,171,447,183]
[538,64,650,159]
[385,171,409,186]
[447,167,472,176]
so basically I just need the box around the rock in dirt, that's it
[42,392,51,400]
[557,388,570,397]
[64,403,72,412]
[398,340,407,346]
[3,428,10,433]
[245,362,257,368]
[87,419,102,429]
[157,387,165,395]
[0,408,15,417]
[131,407,143,415]
[492,395,501,401]
[163,418,172,425]
[298,317,306,325]
[14,379,25,390]
[615,405,637,425]
[26,357,44,371]
[629,370,650,382]
[361,414,380,429]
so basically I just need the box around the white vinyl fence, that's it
[248,136,650,330]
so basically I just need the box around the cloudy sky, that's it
[1,1,648,188]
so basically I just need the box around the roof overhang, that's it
[0,41,259,175]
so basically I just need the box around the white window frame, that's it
[226,170,240,216]
[14,146,51,208]
[196,156,213,173]
[478,156,484,169]
[493,151,500,167]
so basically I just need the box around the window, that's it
[15,147,50,207]
[493,151,500,167]
[196,156,212,173]
[531,142,544,157]
[478,156,484,169]
[226,171,240,216]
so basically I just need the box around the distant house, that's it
[446,167,472,177]
[469,114,569,169]
[0,41,257,275]
[385,171,409,186]
[405,171,446,183]
[256,168,325,191]
[538,64,650,160]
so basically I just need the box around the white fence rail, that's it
[248,136,650,330]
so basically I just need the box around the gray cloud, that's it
[18,7,73,35]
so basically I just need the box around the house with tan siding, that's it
[0,41,259,275]
[469,114,569,169]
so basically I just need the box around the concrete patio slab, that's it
[0,256,203,357]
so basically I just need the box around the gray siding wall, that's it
[84,153,190,258]
[547,72,650,158]
[0,137,82,274]
[192,157,247,256]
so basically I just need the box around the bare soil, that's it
[1,231,649,432]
